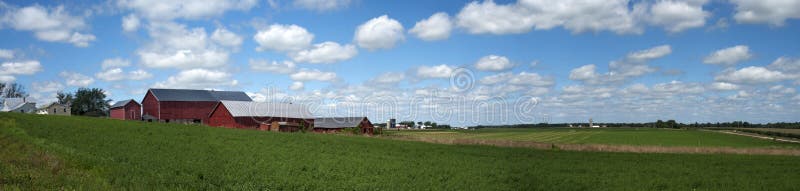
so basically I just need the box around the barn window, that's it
[54,108,57,113]
[63,108,67,112]
[20,110,24,113]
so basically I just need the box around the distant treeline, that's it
[471,121,800,129]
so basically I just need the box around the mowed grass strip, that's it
[388,128,800,148]
[2,113,800,190]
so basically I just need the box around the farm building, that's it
[1,98,36,113]
[208,101,314,131]
[314,117,374,135]
[142,88,252,124]
[110,99,141,120]
[38,103,71,116]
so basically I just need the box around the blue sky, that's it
[1,0,799,125]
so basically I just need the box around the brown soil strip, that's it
[714,130,800,144]
[384,136,800,156]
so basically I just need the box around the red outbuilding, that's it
[109,99,141,120]
[208,101,314,131]
[141,88,252,124]
[313,117,374,135]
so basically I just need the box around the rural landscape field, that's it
[2,113,800,190]
[3,0,800,190]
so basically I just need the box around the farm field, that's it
[737,128,800,136]
[2,113,800,190]
[384,128,800,148]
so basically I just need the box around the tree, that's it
[1,82,27,98]
[655,120,664,128]
[56,91,74,104]
[71,88,111,116]
[399,121,415,128]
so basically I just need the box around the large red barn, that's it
[141,89,252,124]
[208,101,314,131]
[109,99,141,120]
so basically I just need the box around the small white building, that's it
[1,98,36,113]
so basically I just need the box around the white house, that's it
[1,98,36,113]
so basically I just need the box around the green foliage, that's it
[56,91,74,105]
[1,112,800,190]
[70,88,111,116]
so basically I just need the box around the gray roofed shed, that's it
[110,99,138,109]
[314,117,369,129]
[149,89,252,102]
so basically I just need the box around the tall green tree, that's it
[56,91,74,104]
[71,88,112,116]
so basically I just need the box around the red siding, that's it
[142,91,159,119]
[110,101,141,120]
[125,102,141,120]
[141,90,218,124]
[110,108,125,119]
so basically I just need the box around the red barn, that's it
[141,88,252,124]
[109,99,141,120]
[208,101,314,131]
[313,117,374,135]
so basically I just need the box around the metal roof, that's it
[110,99,138,109]
[149,88,252,102]
[1,98,30,111]
[314,117,368,129]
[218,101,314,119]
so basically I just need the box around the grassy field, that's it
[384,128,800,148]
[2,113,800,190]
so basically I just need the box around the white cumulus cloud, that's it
[646,0,710,33]
[703,45,752,66]
[409,12,453,41]
[474,55,513,71]
[154,69,238,89]
[122,14,140,32]
[254,24,314,52]
[211,27,243,49]
[715,66,789,84]
[59,71,94,87]
[291,42,358,64]
[290,69,337,82]
[1,4,95,47]
[417,64,456,78]
[117,0,258,21]
[730,0,800,26]
[354,15,405,50]
[289,81,304,91]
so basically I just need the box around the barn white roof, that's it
[218,101,314,119]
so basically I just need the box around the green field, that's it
[2,113,800,190]
[385,128,800,148]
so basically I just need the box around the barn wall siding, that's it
[142,91,159,119]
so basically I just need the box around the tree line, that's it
[1,82,111,116]
[471,120,800,129]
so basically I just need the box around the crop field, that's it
[737,128,800,136]
[385,128,800,148]
[2,113,800,190]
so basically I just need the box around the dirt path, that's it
[714,130,800,144]
[383,136,800,156]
